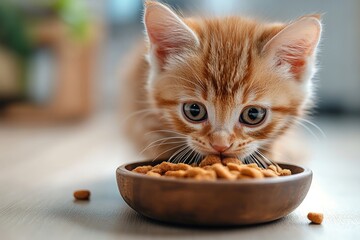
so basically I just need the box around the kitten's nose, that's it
[211,144,230,153]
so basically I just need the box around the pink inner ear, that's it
[149,25,191,65]
[275,39,313,79]
[263,17,321,81]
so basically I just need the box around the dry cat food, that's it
[132,155,291,181]
[73,190,91,200]
[307,212,324,224]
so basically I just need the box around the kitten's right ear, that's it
[144,1,199,68]
[262,16,322,81]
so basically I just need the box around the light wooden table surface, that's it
[1,113,359,240]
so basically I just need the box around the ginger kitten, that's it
[121,1,322,165]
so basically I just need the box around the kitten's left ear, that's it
[262,16,322,81]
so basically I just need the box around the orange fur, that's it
[120,2,321,163]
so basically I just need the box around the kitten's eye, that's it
[183,102,207,122]
[240,106,267,126]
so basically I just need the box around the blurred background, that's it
[0,0,359,167]
[1,0,360,122]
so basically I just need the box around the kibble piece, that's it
[165,170,187,178]
[222,158,242,166]
[240,167,264,179]
[157,162,175,172]
[131,156,291,181]
[307,212,323,224]
[132,165,152,174]
[202,165,213,171]
[279,169,292,176]
[211,163,237,180]
[149,167,162,174]
[227,163,246,172]
[267,165,292,176]
[247,163,262,170]
[146,171,162,177]
[261,169,279,178]
[194,174,216,181]
[202,169,217,179]
[172,163,191,171]
[74,190,91,201]
[269,164,285,173]
[199,155,221,167]
[191,169,216,180]
[185,167,208,178]
[268,165,280,175]
[230,170,240,178]
[268,164,277,171]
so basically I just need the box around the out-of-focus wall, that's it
[1,0,359,122]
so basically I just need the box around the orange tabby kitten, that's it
[121,1,321,165]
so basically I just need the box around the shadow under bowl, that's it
[116,160,312,226]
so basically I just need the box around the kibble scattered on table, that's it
[307,212,323,224]
[73,190,91,201]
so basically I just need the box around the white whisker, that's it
[256,150,280,169]
[121,109,158,125]
[251,152,267,168]
[171,146,191,163]
[189,146,203,165]
[191,152,199,165]
[178,146,195,163]
[147,140,188,152]
[168,145,189,163]
[138,136,188,157]
[294,119,321,142]
[153,143,188,162]
[187,149,197,164]
[295,117,327,139]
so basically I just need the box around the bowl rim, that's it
[116,160,312,186]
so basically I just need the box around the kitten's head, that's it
[144,1,321,160]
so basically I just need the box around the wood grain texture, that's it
[0,113,360,239]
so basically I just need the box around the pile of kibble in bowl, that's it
[132,155,291,181]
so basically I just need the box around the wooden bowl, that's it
[116,160,312,226]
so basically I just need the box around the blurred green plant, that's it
[52,0,90,40]
[0,0,92,102]
[0,1,32,100]
[0,1,32,58]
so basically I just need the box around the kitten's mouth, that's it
[192,145,239,159]
[189,142,253,163]
[171,144,272,167]
[220,153,236,158]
